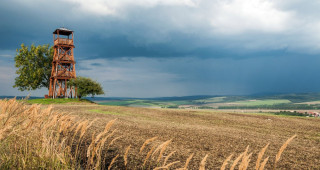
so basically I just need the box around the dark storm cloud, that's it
[1,0,320,97]
[0,0,312,60]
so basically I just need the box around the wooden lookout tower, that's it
[48,28,76,98]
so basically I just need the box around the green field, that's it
[234,99,291,106]
[26,98,94,105]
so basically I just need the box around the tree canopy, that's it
[68,77,104,98]
[13,44,53,91]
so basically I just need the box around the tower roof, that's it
[53,27,73,35]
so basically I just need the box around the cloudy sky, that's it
[1,0,320,97]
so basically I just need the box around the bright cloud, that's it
[62,0,292,34]
[210,0,292,34]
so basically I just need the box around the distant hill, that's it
[89,93,320,103]
[3,93,320,109]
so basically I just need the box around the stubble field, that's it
[51,104,320,169]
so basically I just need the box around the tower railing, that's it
[54,38,73,46]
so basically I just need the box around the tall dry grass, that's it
[131,130,296,169]
[0,98,118,169]
[0,98,297,169]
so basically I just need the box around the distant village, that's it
[296,111,320,117]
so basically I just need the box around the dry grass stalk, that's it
[154,161,180,170]
[259,157,269,170]
[143,145,156,167]
[107,136,122,149]
[273,134,296,169]
[124,145,131,167]
[97,135,110,153]
[140,136,158,153]
[275,135,297,162]
[244,156,252,170]
[221,154,233,170]
[163,151,176,166]
[87,129,117,165]
[199,154,208,170]
[164,160,180,168]
[238,146,250,170]
[183,153,194,170]
[72,121,86,142]
[87,118,98,129]
[95,119,116,143]
[157,139,172,163]
[152,139,171,159]
[255,143,269,170]
[239,153,252,170]
[79,120,89,139]
[87,132,97,158]
[108,154,119,170]
[104,119,117,132]
[230,153,244,170]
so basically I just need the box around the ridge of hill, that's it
[3,93,320,109]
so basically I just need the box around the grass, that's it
[0,98,106,169]
[26,98,94,105]
[234,99,291,106]
[1,99,318,169]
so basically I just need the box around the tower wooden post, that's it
[48,28,77,98]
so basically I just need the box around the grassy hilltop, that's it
[26,98,95,105]
[0,97,319,169]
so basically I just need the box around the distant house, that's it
[296,111,319,117]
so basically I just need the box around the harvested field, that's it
[51,104,320,169]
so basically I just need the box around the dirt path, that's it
[53,105,320,169]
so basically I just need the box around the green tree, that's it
[13,44,53,91]
[68,77,104,98]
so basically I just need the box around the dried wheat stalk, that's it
[273,135,297,169]
[199,154,209,170]
[255,143,269,170]
[124,145,131,167]
[230,153,244,170]
[259,157,269,170]
[140,136,158,153]
[157,139,172,163]
[163,151,176,166]
[108,154,119,170]
[221,154,233,170]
